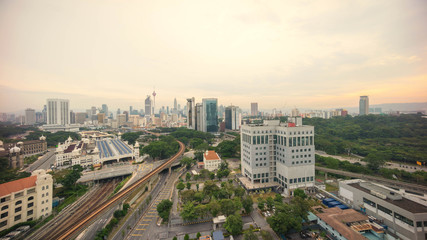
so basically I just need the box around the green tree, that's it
[234,186,246,198]
[266,197,275,211]
[180,201,197,221]
[186,172,192,181]
[156,199,173,222]
[209,172,215,180]
[244,231,259,240]
[258,199,265,211]
[267,203,302,235]
[177,182,185,192]
[197,232,201,239]
[208,200,221,217]
[196,183,199,191]
[274,194,282,203]
[186,182,191,190]
[173,237,177,240]
[224,213,243,236]
[62,165,83,190]
[220,199,239,216]
[184,234,190,240]
[181,157,195,170]
[293,188,307,199]
[242,196,254,214]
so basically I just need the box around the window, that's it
[27,210,33,216]
[1,212,7,219]
[28,196,34,201]
[14,192,23,198]
[15,200,22,206]
[27,188,35,194]
[27,202,34,208]
[1,205,8,211]
[394,213,413,226]
[377,204,391,215]
[0,220,6,228]
[14,215,21,221]
[15,207,21,213]
[416,221,422,227]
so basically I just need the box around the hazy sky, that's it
[1,0,426,113]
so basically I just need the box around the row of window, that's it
[365,198,415,227]
[242,129,313,135]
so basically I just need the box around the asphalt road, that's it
[25,148,56,172]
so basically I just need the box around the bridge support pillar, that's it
[168,166,171,174]
[325,172,328,181]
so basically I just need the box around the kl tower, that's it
[152,90,156,116]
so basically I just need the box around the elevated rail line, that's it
[316,166,427,194]
[58,139,184,240]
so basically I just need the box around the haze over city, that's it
[1,0,427,112]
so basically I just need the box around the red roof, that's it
[0,175,37,197]
[204,151,220,161]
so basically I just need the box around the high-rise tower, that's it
[46,99,69,125]
[359,96,369,116]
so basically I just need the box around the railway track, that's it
[58,140,185,240]
[30,181,116,240]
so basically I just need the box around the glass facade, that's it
[203,98,218,132]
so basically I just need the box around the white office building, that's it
[46,99,69,125]
[240,117,315,195]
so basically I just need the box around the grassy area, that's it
[325,183,338,192]
[114,175,132,194]
[56,185,89,212]
[250,191,277,203]
[24,154,41,165]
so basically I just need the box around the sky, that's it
[0,0,426,113]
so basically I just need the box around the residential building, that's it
[70,110,76,124]
[24,108,36,125]
[117,114,126,127]
[0,169,53,231]
[251,103,258,116]
[339,179,427,240]
[46,99,69,125]
[240,117,315,195]
[225,106,240,130]
[196,103,203,131]
[202,98,218,132]
[203,150,222,172]
[359,96,369,115]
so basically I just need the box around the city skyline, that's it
[1,0,427,112]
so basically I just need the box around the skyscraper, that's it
[46,99,69,125]
[145,95,152,116]
[202,98,218,132]
[174,98,178,111]
[25,108,36,125]
[225,106,240,130]
[102,104,108,115]
[359,96,369,116]
[251,102,258,116]
[186,97,195,130]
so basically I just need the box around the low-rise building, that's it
[339,179,427,240]
[317,207,387,240]
[203,151,221,171]
[0,170,53,231]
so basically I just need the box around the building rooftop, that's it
[316,207,368,240]
[349,182,427,213]
[204,151,220,161]
[0,175,37,197]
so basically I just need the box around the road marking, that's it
[148,211,156,213]
[136,228,146,231]
[131,234,143,236]
[142,219,152,221]
[140,224,149,226]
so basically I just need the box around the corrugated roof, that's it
[316,207,368,240]
[204,151,220,161]
[0,175,37,197]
